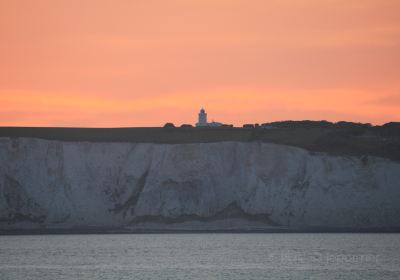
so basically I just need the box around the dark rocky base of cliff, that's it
[2,226,400,235]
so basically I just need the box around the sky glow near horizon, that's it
[0,0,399,127]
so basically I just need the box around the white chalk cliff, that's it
[1,137,400,232]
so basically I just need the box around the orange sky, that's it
[1,0,399,127]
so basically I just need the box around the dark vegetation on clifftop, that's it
[0,121,399,161]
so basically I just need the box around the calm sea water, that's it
[0,233,399,280]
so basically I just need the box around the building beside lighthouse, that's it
[196,108,223,127]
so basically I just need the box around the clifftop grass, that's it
[0,123,399,161]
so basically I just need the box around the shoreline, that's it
[2,227,400,236]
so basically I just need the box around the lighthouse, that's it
[196,108,207,127]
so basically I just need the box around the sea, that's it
[0,233,399,280]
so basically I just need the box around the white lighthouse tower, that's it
[196,108,207,127]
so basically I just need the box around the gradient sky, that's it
[1,0,399,127]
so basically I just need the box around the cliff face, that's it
[1,137,400,232]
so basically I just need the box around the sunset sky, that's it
[1,0,399,127]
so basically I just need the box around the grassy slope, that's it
[0,126,399,161]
